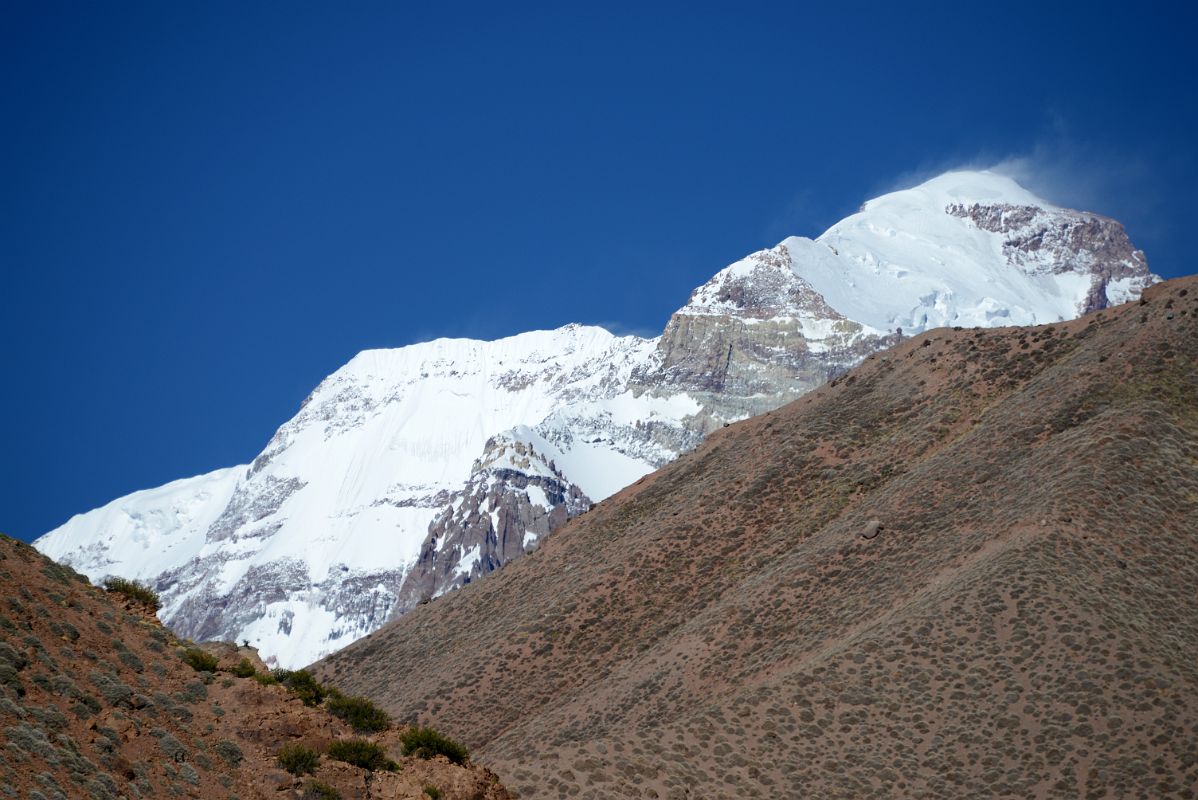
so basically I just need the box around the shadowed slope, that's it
[316,277,1198,799]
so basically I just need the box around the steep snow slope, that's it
[688,171,1152,334]
[37,467,242,582]
[36,170,1158,666]
[44,325,672,667]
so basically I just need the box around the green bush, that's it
[213,739,243,767]
[181,648,219,673]
[325,692,390,733]
[230,658,256,678]
[277,743,320,776]
[399,726,469,765]
[324,738,398,772]
[424,786,442,799]
[252,671,278,686]
[102,576,161,611]
[303,781,340,800]
[275,668,326,706]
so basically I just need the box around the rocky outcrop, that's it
[946,202,1153,313]
[632,243,904,424]
[394,433,591,614]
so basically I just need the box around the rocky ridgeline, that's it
[395,433,592,612]
[946,202,1150,313]
[634,242,904,420]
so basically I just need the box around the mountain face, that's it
[35,171,1159,667]
[315,276,1198,799]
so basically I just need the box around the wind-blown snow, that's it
[808,171,1104,332]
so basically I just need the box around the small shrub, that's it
[151,729,188,762]
[303,781,340,800]
[424,786,442,799]
[277,743,320,776]
[325,692,390,733]
[89,671,133,708]
[181,649,218,673]
[213,739,243,768]
[177,680,207,703]
[252,672,278,686]
[399,726,468,765]
[117,649,144,673]
[276,669,326,706]
[101,577,160,612]
[230,659,256,678]
[324,739,397,772]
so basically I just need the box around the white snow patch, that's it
[525,484,549,510]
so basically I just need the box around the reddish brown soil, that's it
[0,536,511,799]
[316,276,1198,799]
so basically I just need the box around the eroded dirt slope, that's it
[317,277,1198,799]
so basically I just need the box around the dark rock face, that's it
[946,202,1151,314]
[392,434,591,616]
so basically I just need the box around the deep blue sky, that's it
[3,1,1195,541]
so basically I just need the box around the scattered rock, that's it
[860,520,883,540]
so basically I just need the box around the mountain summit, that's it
[36,170,1158,666]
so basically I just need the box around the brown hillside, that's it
[316,276,1198,799]
[0,536,511,800]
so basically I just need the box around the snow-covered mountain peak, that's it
[857,169,1058,215]
[36,169,1158,667]
[794,170,1156,333]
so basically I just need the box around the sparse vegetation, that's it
[324,738,398,772]
[400,726,469,765]
[101,577,160,611]
[423,785,442,799]
[277,742,320,775]
[303,781,340,800]
[324,690,391,733]
[213,739,244,767]
[231,658,256,678]
[274,668,326,706]
[181,647,219,673]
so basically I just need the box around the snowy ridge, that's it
[37,467,243,584]
[35,170,1159,667]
